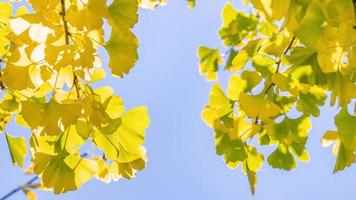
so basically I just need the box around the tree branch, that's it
[0,58,5,90]
[263,36,296,95]
[0,176,38,200]
[1,3,85,199]
[254,36,296,124]
[60,0,70,45]
[60,0,81,98]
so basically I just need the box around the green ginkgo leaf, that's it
[108,0,138,29]
[215,130,247,169]
[268,146,296,170]
[105,26,138,78]
[198,46,222,80]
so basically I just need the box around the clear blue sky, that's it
[1,1,355,199]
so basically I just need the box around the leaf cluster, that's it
[0,0,163,197]
[198,0,356,194]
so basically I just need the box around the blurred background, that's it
[0,0,355,199]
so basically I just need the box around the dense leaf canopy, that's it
[1,0,356,198]
[0,0,167,198]
[198,0,356,194]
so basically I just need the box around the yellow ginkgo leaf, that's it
[5,133,27,167]
[22,189,37,200]
[0,2,12,23]
[227,75,247,101]
[21,99,81,135]
[239,93,281,122]
[198,46,222,80]
[94,106,150,163]
[2,65,35,90]
[209,83,233,117]
[33,152,97,194]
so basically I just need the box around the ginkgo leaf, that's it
[251,54,276,78]
[66,0,106,31]
[227,74,247,101]
[239,93,281,122]
[187,0,195,9]
[201,83,233,128]
[94,106,150,163]
[215,129,247,169]
[230,117,261,141]
[33,152,97,194]
[0,2,12,23]
[296,86,326,117]
[95,156,146,182]
[244,161,257,195]
[0,29,10,56]
[335,108,356,152]
[111,157,147,180]
[105,26,138,78]
[327,73,356,107]
[104,0,139,77]
[250,0,291,20]
[2,65,35,90]
[209,83,233,117]
[0,112,11,131]
[333,144,355,173]
[232,39,263,71]
[266,115,311,169]
[22,188,37,200]
[108,0,138,29]
[60,126,87,153]
[198,46,222,80]
[268,146,296,170]
[241,71,262,91]
[5,133,27,167]
[241,145,264,195]
[272,72,326,116]
[219,3,258,46]
[293,1,325,48]
[321,131,339,149]
[21,99,81,135]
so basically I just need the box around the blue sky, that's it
[1,1,356,199]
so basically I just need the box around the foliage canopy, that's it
[1,0,356,198]
[0,0,167,198]
[198,0,356,194]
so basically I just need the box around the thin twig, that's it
[254,36,296,124]
[264,36,296,95]
[0,58,6,90]
[0,176,38,200]
[60,0,81,98]
[60,0,70,45]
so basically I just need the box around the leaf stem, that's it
[60,0,81,99]
[264,36,296,95]
[254,36,296,124]
[60,0,70,45]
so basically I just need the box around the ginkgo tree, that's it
[198,0,356,194]
[0,0,165,199]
